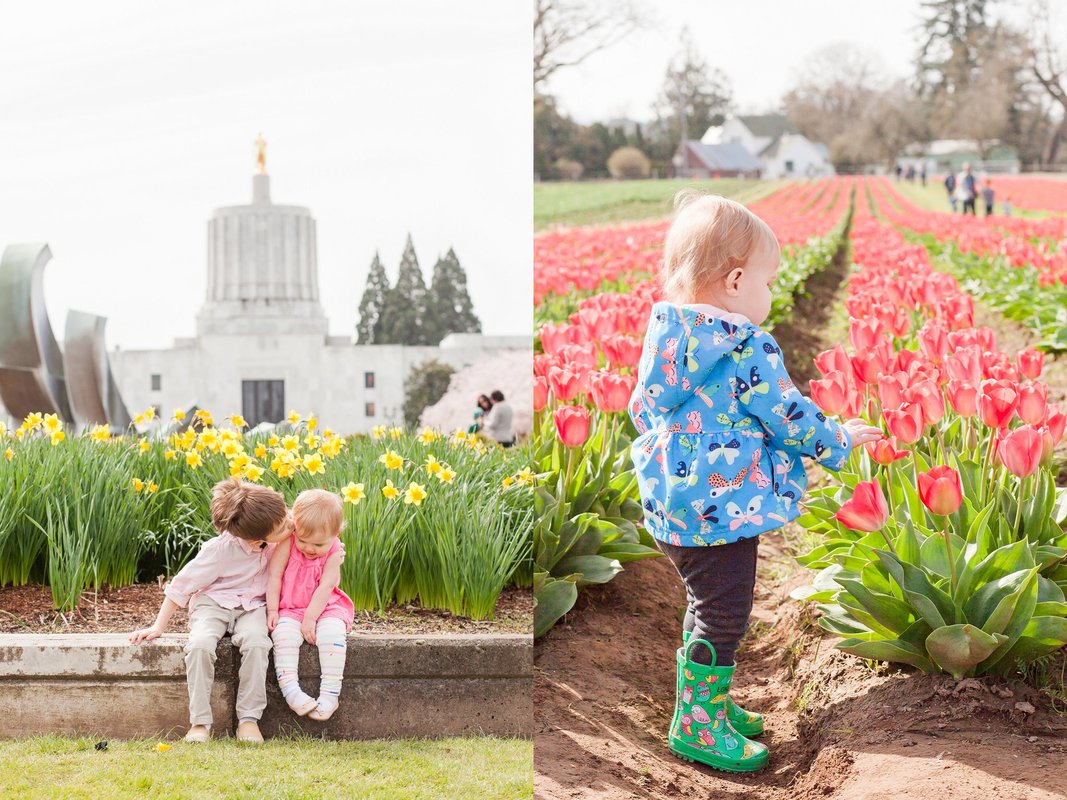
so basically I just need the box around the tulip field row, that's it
[984,175,1067,214]
[532,179,854,637]
[794,190,1067,677]
[0,413,532,618]
[866,177,1067,351]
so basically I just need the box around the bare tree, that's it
[533,0,647,90]
[1026,0,1067,163]
[652,28,733,154]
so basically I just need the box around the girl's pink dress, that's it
[278,538,355,630]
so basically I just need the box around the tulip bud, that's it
[917,466,963,516]
[884,403,924,444]
[1016,383,1048,426]
[554,405,591,449]
[997,426,1044,478]
[977,379,1018,429]
[864,437,909,466]
[1017,348,1044,380]
[533,376,549,413]
[834,480,890,532]
[947,380,978,417]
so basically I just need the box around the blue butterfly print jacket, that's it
[628,303,852,547]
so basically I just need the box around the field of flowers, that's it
[866,177,1067,351]
[0,410,532,618]
[792,191,1067,677]
[533,178,854,637]
[986,175,1067,214]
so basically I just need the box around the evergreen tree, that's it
[426,248,482,344]
[403,359,455,427]
[355,252,390,344]
[377,235,430,345]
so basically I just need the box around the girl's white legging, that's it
[272,616,347,706]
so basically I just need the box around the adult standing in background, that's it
[981,181,995,216]
[957,163,977,215]
[944,171,957,212]
[482,389,514,447]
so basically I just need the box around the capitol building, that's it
[108,160,525,434]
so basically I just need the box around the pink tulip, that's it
[834,480,890,532]
[884,403,924,444]
[947,380,978,417]
[917,466,963,516]
[1017,348,1044,380]
[814,345,851,377]
[554,405,591,448]
[1044,404,1065,444]
[600,334,643,369]
[589,371,634,414]
[903,380,945,427]
[978,379,1018,429]
[918,321,949,363]
[533,376,548,412]
[539,322,582,356]
[809,371,850,416]
[1016,383,1048,426]
[864,437,909,466]
[548,366,585,403]
[878,372,909,410]
[849,318,885,353]
[997,426,1043,478]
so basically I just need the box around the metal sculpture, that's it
[0,243,73,421]
[64,310,132,430]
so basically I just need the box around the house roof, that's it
[736,114,798,139]
[683,141,762,173]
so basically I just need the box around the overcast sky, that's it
[0,1,531,349]
[545,0,1043,123]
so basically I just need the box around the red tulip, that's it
[1017,348,1044,380]
[589,371,634,414]
[548,366,585,403]
[917,466,963,516]
[533,376,548,412]
[814,345,851,377]
[554,405,591,448]
[865,437,909,465]
[884,403,924,444]
[978,379,1018,429]
[809,371,850,416]
[903,380,945,426]
[946,380,978,417]
[1016,383,1048,426]
[997,426,1043,478]
[834,480,889,532]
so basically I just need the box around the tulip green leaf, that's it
[555,555,623,587]
[925,624,1003,678]
[836,637,935,672]
[533,576,579,639]
[837,577,914,634]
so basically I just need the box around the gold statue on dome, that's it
[255,133,267,175]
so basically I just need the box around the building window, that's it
[785,160,795,173]
[365,402,376,417]
[242,380,285,427]
[364,371,375,389]
[151,374,161,391]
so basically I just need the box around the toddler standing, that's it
[266,489,354,721]
[130,478,292,743]
[629,193,880,772]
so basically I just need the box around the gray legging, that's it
[657,536,758,666]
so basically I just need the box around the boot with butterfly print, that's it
[682,630,764,737]
[670,638,769,773]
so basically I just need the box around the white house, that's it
[702,114,834,179]
[107,167,528,434]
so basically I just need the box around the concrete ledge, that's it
[0,633,531,740]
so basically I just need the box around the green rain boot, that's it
[682,630,764,737]
[670,638,769,773]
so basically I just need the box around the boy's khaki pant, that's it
[185,596,272,726]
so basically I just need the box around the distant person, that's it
[482,389,514,447]
[981,182,995,216]
[895,163,903,181]
[944,172,958,212]
[905,164,916,182]
[468,393,493,434]
[956,163,977,215]
[1003,196,1013,216]
[920,164,927,187]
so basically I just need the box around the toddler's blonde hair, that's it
[293,489,344,538]
[662,191,778,303]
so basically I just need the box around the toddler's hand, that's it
[129,625,162,645]
[843,418,882,448]
[301,618,317,644]
[266,611,279,632]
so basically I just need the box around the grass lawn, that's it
[0,735,532,800]
[534,177,783,229]
[890,178,1057,218]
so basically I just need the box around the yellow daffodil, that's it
[424,455,443,475]
[42,414,62,434]
[50,430,65,446]
[371,425,387,440]
[222,441,240,458]
[164,449,176,461]
[139,441,151,453]
[199,428,219,449]
[24,412,43,429]
[0,422,6,437]
[229,414,247,429]
[417,427,439,445]
[382,480,400,500]
[155,743,171,753]
[15,429,24,440]
[186,451,203,469]
[230,453,251,472]
[89,424,110,442]
[181,430,197,449]
[132,478,145,493]
[287,410,302,424]
[4,448,13,462]
[134,414,145,426]
[254,443,267,459]
[342,482,365,505]
[388,426,404,440]
[282,435,300,452]
[172,408,186,422]
[438,467,456,483]
[323,428,334,438]
[148,482,159,494]
[404,482,428,506]
[515,468,534,485]
[303,453,325,475]
[268,434,280,447]
[142,407,157,422]
[304,434,320,450]
[502,476,515,488]
[244,465,264,482]
[306,416,318,431]
[378,450,404,470]
[321,436,343,458]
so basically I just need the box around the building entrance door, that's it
[242,379,284,427]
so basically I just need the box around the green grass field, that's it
[534,178,783,229]
[0,735,532,800]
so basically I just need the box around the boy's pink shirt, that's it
[163,531,277,611]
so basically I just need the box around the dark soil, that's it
[0,583,532,635]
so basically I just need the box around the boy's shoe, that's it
[236,720,264,743]
[682,630,764,737]
[184,724,210,743]
[670,639,768,773]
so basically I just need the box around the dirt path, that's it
[534,229,1067,799]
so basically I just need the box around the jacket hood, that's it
[639,302,759,413]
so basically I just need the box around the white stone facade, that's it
[108,171,529,434]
